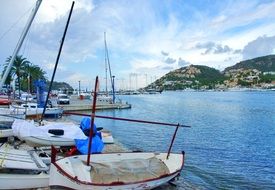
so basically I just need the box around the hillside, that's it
[146,55,275,90]
[148,65,226,90]
[46,81,74,92]
[224,54,275,72]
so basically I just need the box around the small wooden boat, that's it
[49,151,184,189]
[0,145,49,189]
[49,76,189,189]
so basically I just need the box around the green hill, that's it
[46,81,74,92]
[224,54,275,72]
[146,54,275,90]
[150,65,226,90]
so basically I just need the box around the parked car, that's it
[57,94,70,104]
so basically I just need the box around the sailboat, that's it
[0,144,50,190]
[49,76,188,189]
[0,2,44,189]
[94,32,116,105]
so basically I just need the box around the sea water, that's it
[71,91,275,189]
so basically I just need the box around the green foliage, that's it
[237,80,251,86]
[1,55,47,93]
[46,81,74,92]
[259,74,275,83]
[224,54,275,72]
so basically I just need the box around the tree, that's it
[22,64,47,93]
[2,55,47,94]
[2,55,30,95]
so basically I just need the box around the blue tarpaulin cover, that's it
[80,117,97,131]
[75,117,104,154]
[75,136,104,154]
[79,117,102,138]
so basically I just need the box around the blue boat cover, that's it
[76,117,104,154]
[75,136,104,154]
[80,117,97,131]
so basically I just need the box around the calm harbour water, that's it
[71,91,275,189]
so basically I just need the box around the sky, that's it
[0,0,275,90]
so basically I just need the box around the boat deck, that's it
[0,145,48,171]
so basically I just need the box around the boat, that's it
[0,144,50,189]
[49,76,188,189]
[9,102,63,119]
[0,95,11,105]
[0,121,14,142]
[22,129,113,147]
[11,119,113,147]
[49,151,184,189]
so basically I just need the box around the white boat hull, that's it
[24,136,74,147]
[50,152,184,190]
[0,129,13,138]
[23,131,113,147]
[0,172,49,190]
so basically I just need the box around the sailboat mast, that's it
[104,32,108,96]
[40,1,75,122]
[104,32,115,103]
[0,0,42,91]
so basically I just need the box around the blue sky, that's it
[0,0,275,90]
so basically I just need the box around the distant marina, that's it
[0,0,274,189]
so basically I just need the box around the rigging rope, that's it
[0,5,33,42]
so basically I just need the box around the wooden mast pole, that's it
[87,76,99,165]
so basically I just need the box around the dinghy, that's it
[49,151,184,190]
[49,76,189,189]
[11,119,113,147]
[0,145,49,189]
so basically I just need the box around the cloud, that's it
[195,41,235,55]
[161,51,169,56]
[224,57,233,62]
[242,35,275,59]
[162,66,174,70]
[233,49,242,54]
[178,58,190,67]
[164,57,176,64]
[195,42,215,49]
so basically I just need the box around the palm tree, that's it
[2,55,30,96]
[23,64,47,93]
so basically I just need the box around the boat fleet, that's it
[0,92,186,189]
[0,1,187,189]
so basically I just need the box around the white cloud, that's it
[242,35,275,59]
[178,58,190,67]
[36,0,94,24]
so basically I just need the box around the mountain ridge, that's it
[146,54,275,90]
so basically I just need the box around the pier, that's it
[58,97,131,111]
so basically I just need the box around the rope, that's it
[0,5,33,42]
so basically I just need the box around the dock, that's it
[57,96,131,111]
[60,102,131,111]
